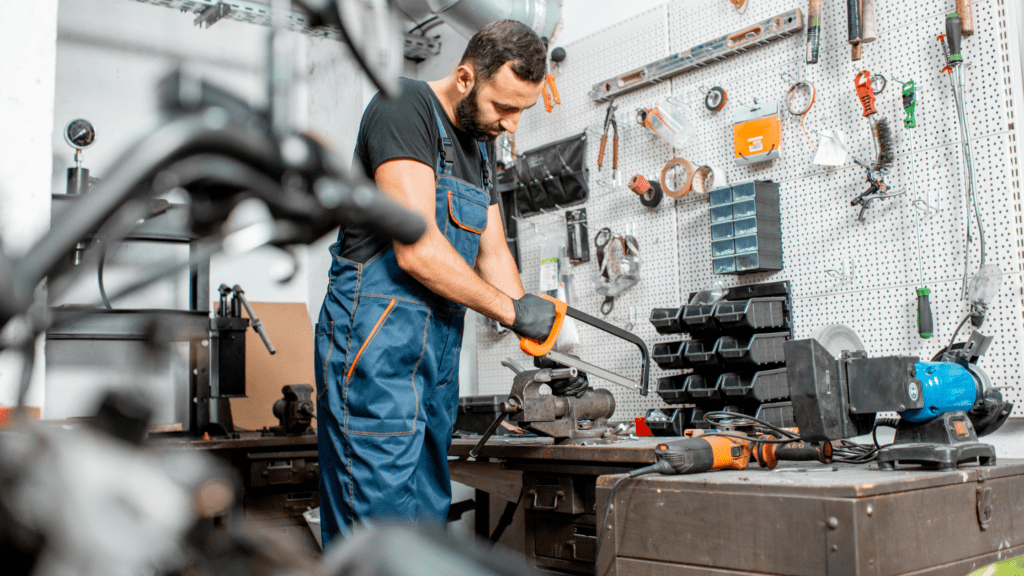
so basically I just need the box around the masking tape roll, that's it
[706,166,728,191]
[660,157,698,198]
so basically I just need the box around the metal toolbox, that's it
[598,461,1024,576]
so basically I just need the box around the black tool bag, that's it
[511,132,588,217]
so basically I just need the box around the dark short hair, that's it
[459,20,547,84]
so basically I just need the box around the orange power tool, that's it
[519,294,650,395]
[652,436,751,474]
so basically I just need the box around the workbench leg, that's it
[474,489,490,537]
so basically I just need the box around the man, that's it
[314,20,563,546]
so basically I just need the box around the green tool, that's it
[903,78,932,338]
[902,80,917,128]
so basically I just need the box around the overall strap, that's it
[478,141,492,191]
[429,103,455,176]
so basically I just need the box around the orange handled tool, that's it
[519,294,567,357]
[517,295,651,395]
[654,436,751,474]
[855,71,877,117]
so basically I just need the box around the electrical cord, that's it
[948,311,972,350]
[702,411,802,441]
[595,462,671,566]
[831,418,899,463]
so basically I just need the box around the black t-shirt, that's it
[339,78,496,262]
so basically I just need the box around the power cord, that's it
[594,461,672,566]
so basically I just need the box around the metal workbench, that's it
[450,437,1024,576]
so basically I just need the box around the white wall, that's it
[45,0,313,419]
[0,0,59,412]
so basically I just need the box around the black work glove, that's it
[534,355,590,398]
[509,294,557,341]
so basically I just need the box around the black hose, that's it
[408,16,439,34]
[98,247,113,310]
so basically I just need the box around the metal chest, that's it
[597,460,1024,576]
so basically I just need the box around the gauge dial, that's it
[64,119,96,149]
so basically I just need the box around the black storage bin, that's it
[683,340,721,369]
[650,307,684,334]
[717,332,788,365]
[645,407,691,437]
[754,401,796,428]
[714,296,787,331]
[653,341,688,370]
[656,374,691,405]
[718,368,789,402]
[513,133,588,217]
[454,395,504,435]
[682,304,720,335]
[687,374,724,404]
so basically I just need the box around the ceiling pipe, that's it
[424,0,562,41]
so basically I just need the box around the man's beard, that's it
[456,85,503,142]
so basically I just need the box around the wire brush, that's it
[873,117,895,171]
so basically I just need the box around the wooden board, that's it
[230,302,315,432]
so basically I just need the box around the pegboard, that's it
[477,0,1024,423]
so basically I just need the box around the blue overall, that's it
[314,105,491,549]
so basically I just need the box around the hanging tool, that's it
[519,294,651,395]
[597,101,619,184]
[942,12,987,302]
[703,86,728,113]
[849,70,895,221]
[729,0,749,14]
[899,78,932,339]
[593,227,641,315]
[902,80,917,128]
[589,10,803,102]
[565,208,589,264]
[806,0,821,64]
[785,76,817,149]
[956,0,974,36]
[847,0,862,60]
[861,0,878,45]
[542,47,565,113]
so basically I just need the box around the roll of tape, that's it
[707,166,728,191]
[628,174,652,195]
[660,157,697,198]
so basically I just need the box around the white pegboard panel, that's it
[477,0,1024,421]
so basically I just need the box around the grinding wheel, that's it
[809,324,866,358]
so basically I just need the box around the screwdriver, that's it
[946,12,963,65]
[903,77,933,339]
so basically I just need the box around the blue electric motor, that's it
[900,362,979,423]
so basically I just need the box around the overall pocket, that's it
[344,297,432,436]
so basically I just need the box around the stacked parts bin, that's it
[709,181,783,274]
[647,282,795,435]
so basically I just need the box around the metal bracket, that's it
[194,2,231,28]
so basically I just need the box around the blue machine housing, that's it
[900,362,978,423]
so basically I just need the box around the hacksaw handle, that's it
[520,295,567,357]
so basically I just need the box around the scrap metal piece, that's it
[589,9,804,102]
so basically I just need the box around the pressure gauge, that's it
[64,119,96,150]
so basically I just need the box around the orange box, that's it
[733,102,782,166]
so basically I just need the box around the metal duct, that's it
[425,0,561,41]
